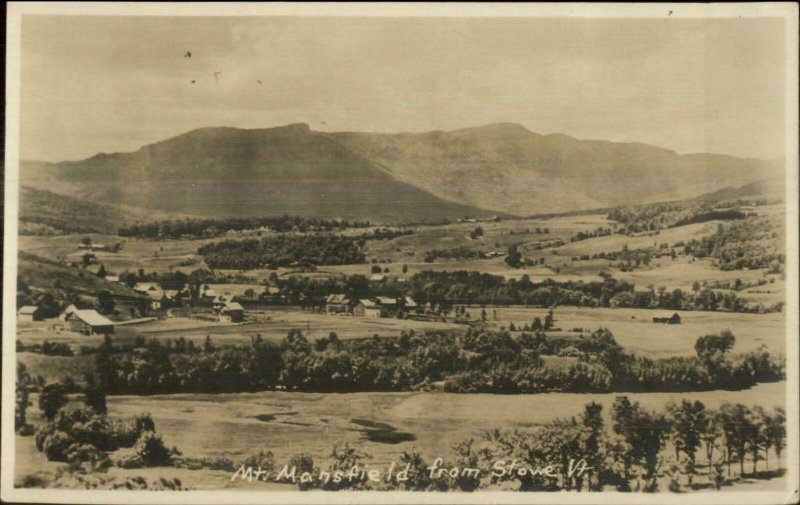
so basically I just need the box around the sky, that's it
[19,15,787,162]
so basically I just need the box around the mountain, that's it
[331,123,784,215]
[21,122,783,222]
[692,178,785,202]
[21,123,494,223]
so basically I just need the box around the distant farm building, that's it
[219,302,245,322]
[212,293,238,313]
[62,309,115,335]
[370,274,387,283]
[105,275,120,283]
[653,313,682,324]
[133,283,165,310]
[355,299,383,318]
[325,294,351,314]
[18,305,44,322]
[354,297,418,318]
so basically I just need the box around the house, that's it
[219,301,245,322]
[133,283,165,310]
[402,297,418,312]
[370,274,386,283]
[653,313,682,324]
[18,305,44,322]
[63,309,115,335]
[105,275,120,283]
[59,304,79,322]
[212,293,238,313]
[325,294,351,314]
[201,287,218,300]
[354,299,383,318]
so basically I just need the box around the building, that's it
[18,305,44,322]
[354,299,383,318]
[402,297,418,313]
[219,301,245,322]
[63,309,115,335]
[59,304,79,322]
[370,273,387,283]
[133,283,165,310]
[212,293,238,313]
[325,294,351,314]
[376,296,399,316]
[653,313,682,324]
[105,275,120,283]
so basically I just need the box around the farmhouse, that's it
[213,293,238,312]
[370,274,387,283]
[18,305,44,322]
[63,309,115,335]
[219,301,245,322]
[402,296,418,312]
[133,282,166,310]
[325,294,351,314]
[355,299,383,318]
[653,313,682,324]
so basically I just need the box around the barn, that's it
[63,309,115,335]
[18,305,44,322]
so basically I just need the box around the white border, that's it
[3,3,799,504]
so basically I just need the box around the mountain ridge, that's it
[21,122,783,222]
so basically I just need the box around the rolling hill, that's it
[20,122,783,223]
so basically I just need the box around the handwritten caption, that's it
[231,457,593,485]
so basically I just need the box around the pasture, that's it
[487,306,785,358]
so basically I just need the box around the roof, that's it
[266,287,280,294]
[404,297,418,307]
[370,274,386,281]
[376,296,397,306]
[358,299,378,308]
[105,275,120,282]
[18,305,40,315]
[202,288,218,297]
[326,294,349,304]
[223,301,245,311]
[133,282,161,293]
[72,310,114,327]
[164,290,180,299]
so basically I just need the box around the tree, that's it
[371,265,382,274]
[580,402,605,490]
[719,403,753,476]
[402,264,408,274]
[767,407,786,470]
[695,331,736,360]
[81,237,92,246]
[532,317,543,331]
[97,291,115,315]
[96,264,107,278]
[16,363,33,431]
[470,226,484,240]
[667,400,707,485]
[544,310,554,330]
[481,309,487,322]
[39,383,68,420]
[505,245,522,268]
[84,386,107,414]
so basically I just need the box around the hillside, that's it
[20,122,783,222]
[331,123,784,215]
[19,187,176,235]
[20,124,493,224]
[16,252,143,313]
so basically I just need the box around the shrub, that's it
[42,430,75,462]
[240,449,276,472]
[134,431,172,467]
[113,447,144,469]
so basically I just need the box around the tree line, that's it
[198,235,366,269]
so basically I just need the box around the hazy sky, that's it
[19,15,787,162]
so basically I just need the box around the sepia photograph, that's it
[2,3,798,504]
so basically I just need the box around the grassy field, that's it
[486,306,785,357]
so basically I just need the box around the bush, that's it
[113,448,144,469]
[42,430,75,462]
[240,449,276,472]
[134,431,172,467]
